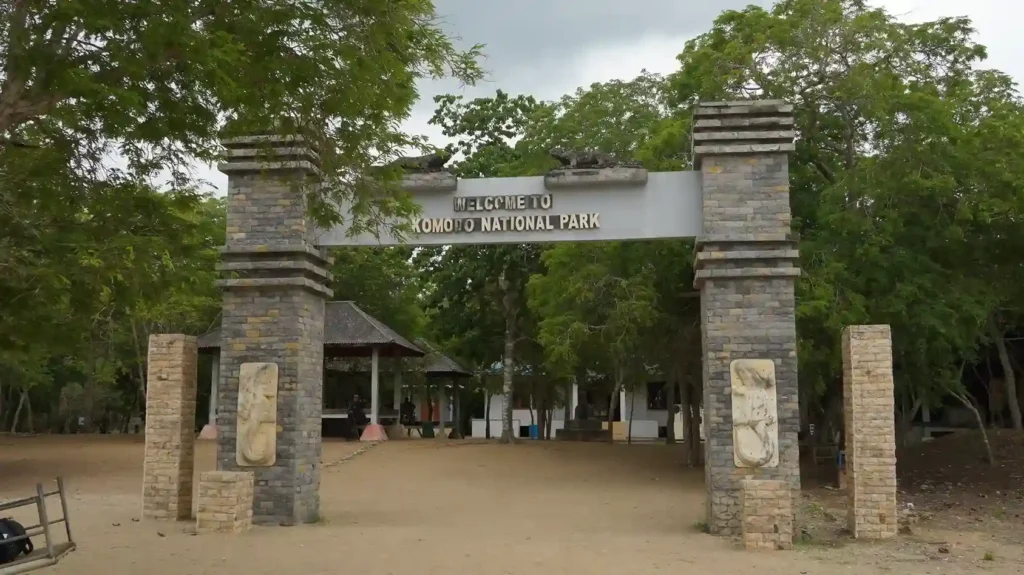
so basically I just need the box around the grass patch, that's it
[692,519,710,534]
[983,551,995,561]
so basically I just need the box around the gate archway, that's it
[214,100,800,535]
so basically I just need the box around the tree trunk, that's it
[989,319,1022,430]
[665,378,677,444]
[687,381,702,467]
[563,382,571,423]
[627,384,635,445]
[452,380,462,439]
[485,391,492,439]
[679,376,691,463]
[10,391,26,433]
[25,393,34,433]
[951,390,995,464]
[499,272,516,444]
[545,405,553,440]
[896,397,922,449]
[607,367,623,443]
[532,394,540,440]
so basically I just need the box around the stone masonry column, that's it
[216,135,333,525]
[142,334,199,520]
[842,325,897,539]
[693,100,801,535]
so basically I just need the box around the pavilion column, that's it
[438,386,448,438]
[692,100,801,536]
[216,134,332,525]
[360,347,387,441]
[370,347,380,424]
[452,379,462,439]
[618,388,627,421]
[571,381,579,418]
[393,367,402,411]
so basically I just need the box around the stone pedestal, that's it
[142,334,199,521]
[215,135,332,525]
[196,471,255,534]
[693,101,801,535]
[386,423,407,439]
[741,479,793,550]
[842,325,898,539]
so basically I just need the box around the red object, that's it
[360,423,388,442]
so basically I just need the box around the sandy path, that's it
[1,436,1020,575]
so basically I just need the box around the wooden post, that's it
[57,477,73,544]
[35,483,55,559]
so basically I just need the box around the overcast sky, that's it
[195,0,1022,194]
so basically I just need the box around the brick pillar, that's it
[693,100,801,535]
[216,135,332,525]
[842,325,897,539]
[142,334,199,520]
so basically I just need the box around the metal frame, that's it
[0,477,75,574]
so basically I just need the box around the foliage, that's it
[329,247,426,340]
[671,0,1024,428]
[1,0,482,232]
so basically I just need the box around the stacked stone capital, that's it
[740,479,794,550]
[216,134,331,525]
[142,334,198,521]
[196,471,255,534]
[842,325,898,539]
[693,100,801,535]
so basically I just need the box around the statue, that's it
[549,147,641,170]
[236,362,279,467]
[730,359,779,468]
[387,144,454,173]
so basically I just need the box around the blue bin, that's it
[529,424,539,439]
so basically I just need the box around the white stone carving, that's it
[730,359,779,468]
[236,362,278,467]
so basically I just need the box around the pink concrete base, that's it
[198,424,218,440]
[360,423,388,442]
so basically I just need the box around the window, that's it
[647,381,668,410]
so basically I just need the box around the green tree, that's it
[1,0,481,231]
[329,247,426,339]
[672,0,1024,438]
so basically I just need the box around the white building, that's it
[471,382,704,441]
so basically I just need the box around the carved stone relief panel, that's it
[236,362,279,467]
[730,359,779,468]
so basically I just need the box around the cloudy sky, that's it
[196,0,1021,194]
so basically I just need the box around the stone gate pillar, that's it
[216,135,332,525]
[842,325,897,539]
[692,101,801,535]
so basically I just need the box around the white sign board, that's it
[315,171,703,246]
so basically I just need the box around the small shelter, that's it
[415,339,473,438]
[197,301,424,441]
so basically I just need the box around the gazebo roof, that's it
[197,301,424,358]
[415,339,473,378]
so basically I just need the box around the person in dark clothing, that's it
[400,398,417,426]
[348,394,368,426]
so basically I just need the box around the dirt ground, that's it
[1,435,1022,575]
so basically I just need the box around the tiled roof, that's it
[197,301,423,357]
[415,339,472,377]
